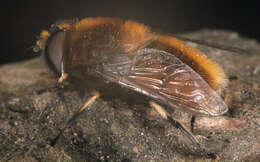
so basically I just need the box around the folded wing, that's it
[98,48,228,116]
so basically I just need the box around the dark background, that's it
[1,0,260,65]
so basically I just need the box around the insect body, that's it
[35,17,228,159]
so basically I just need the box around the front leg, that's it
[49,91,100,147]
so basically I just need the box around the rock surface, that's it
[0,30,260,161]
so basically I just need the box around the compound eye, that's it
[45,31,66,74]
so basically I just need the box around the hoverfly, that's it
[34,17,229,159]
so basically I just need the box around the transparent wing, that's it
[97,48,228,116]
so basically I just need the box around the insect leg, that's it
[149,101,218,160]
[49,91,100,146]
[191,116,196,132]
[58,73,69,83]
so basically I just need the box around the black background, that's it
[1,0,259,65]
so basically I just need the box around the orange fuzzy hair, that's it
[120,20,154,53]
[57,17,122,31]
[156,35,227,91]
[57,18,154,53]
[36,30,50,50]
[74,17,121,31]
[58,17,124,48]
